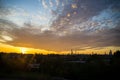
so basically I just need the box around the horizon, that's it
[0,47,119,55]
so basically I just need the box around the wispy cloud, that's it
[42,0,48,9]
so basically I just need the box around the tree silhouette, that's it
[114,50,120,57]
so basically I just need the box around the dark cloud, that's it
[51,0,120,31]
[0,19,19,36]
[1,22,118,51]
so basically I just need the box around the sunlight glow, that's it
[20,47,27,54]
[0,42,119,54]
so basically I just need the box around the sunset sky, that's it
[0,0,120,54]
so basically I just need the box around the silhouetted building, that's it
[109,50,112,56]
[71,49,73,54]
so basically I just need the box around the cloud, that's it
[0,0,120,52]
[19,27,120,50]
[1,35,13,41]
[0,19,19,43]
[0,5,30,26]
[0,17,120,51]
[51,0,120,31]
[0,0,8,16]
[42,0,48,9]
[49,0,53,7]
[55,0,59,6]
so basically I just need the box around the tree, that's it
[114,50,120,57]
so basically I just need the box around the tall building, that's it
[109,50,112,55]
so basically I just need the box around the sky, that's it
[0,0,120,54]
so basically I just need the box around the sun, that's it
[20,48,27,54]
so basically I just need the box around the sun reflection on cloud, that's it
[1,35,13,41]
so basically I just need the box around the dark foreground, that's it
[0,50,120,80]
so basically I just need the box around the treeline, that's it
[0,50,120,80]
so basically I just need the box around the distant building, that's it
[109,50,112,56]
[71,49,73,54]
